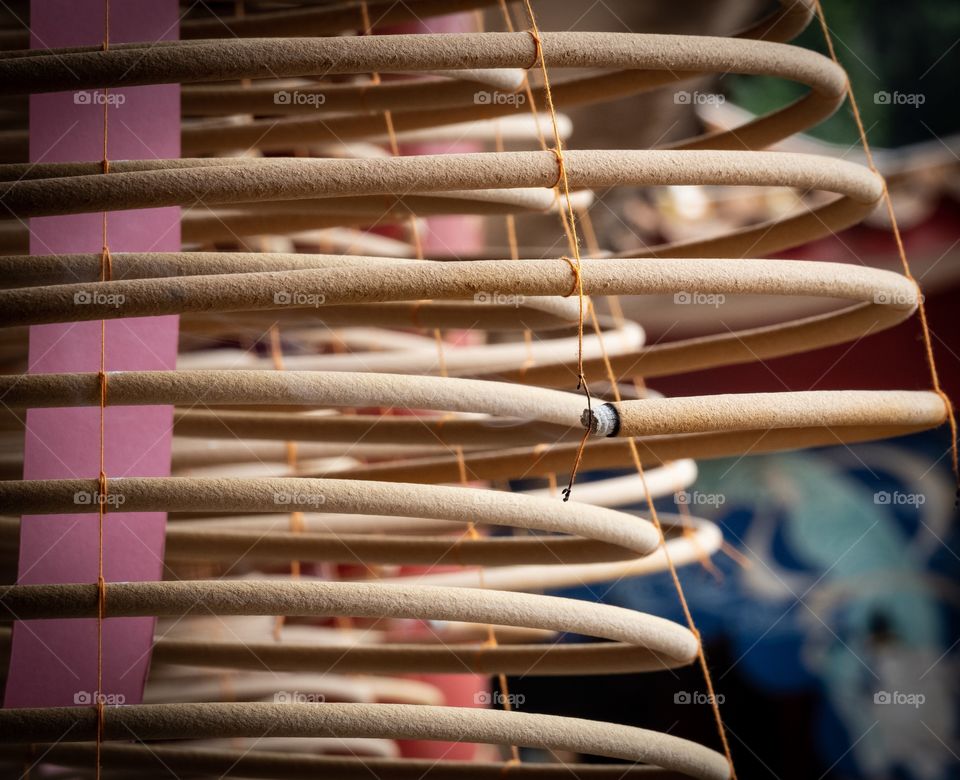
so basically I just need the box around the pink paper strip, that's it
[3,0,180,709]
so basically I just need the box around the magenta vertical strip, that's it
[3,0,180,708]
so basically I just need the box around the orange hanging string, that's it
[510,1,590,500]
[406,7,520,762]
[674,490,723,581]
[493,88,555,496]
[437,283,521,763]
[269,325,304,640]
[813,0,958,489]
[359,0,425,259]
[583,295,738,776]
[519,2,737,774]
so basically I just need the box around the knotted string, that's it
[519,2,738,774]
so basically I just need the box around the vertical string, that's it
[520,6,586,389]
[510,0,590,499]
[584,297,738,777]
[432,328,448,376]
[674,490,723,581]
[475,28,535,759]
[495,124,521,265]
[360,0,429,336]
[515,2,737,775]
[358,4,521,763]
[424,10,517,760]
[95,2,111,776]
[453,428,521,764]
[577,205,634,373]
[581,203,730,577]
[497,0,546,151]
[812,0,958,489]
[269,325,304,641]
[358,0,425,260]
[494,93,559,496]
[458,445,522,764]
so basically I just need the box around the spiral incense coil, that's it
[0,1,950,779]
